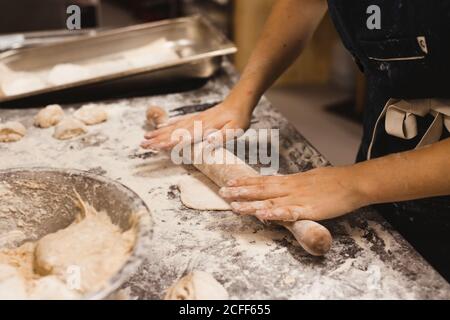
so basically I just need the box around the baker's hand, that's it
[140,99,252,150]
[219,166,367,222]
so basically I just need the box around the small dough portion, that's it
[47,63,91,86]
[74,104,108,125]
[0,121,26,143]
[146,105,168,128]
[53,117,87,140]
[178,174,231,211]
[1,74,47,96]
[34,104,65,128]
[165,271,229,300]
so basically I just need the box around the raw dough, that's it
[74,104,108,125]
[146,105,168,128]
[47,63,91,86]
[53,117,87,140]
[0,196,136,299]
[34,198,135,293]
[123,38,180,68]
[1,74,47,96]
[0,121,26,142]
[165,271,229,300]
[0,264,27,299]
[178,174,231,211]
[34,104,65,128]
[28,276,80,300]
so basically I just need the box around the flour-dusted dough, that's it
[0,196,136,299]
[1,74,47,96]
[53,117,87,140]
[28,276,80,300]
[34,199,135,293]
[178,174,231,211]
[165,271,229,300]
[146,105,168,128]
[74,104,108,125]
[0,264,27,300]
[0,121,26,142]
[47,63,91,86]
[34,104,65,128]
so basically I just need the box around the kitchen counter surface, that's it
[1,61,449,299]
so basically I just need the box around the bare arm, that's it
[142,0,328,149]
[229,0,328,109]
[356,138,450,204]
[220,138,450,222]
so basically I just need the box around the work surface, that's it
[1,61,449,299]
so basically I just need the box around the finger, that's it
[226,175,289,187]
[219,184,287,201]
[140,139,171,150]
[205,122,245,147]
[230,197,290,215]
[144,125,174,139]
[255,205,312,222]
[163,114,191,126]
[141,132,188,150]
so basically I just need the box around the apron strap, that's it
[367,99,450,159]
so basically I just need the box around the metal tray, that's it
[0,16,237,104]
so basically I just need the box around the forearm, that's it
[354,138,450,206]
[228,0,327,110]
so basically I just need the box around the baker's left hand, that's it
[219,166,367,222]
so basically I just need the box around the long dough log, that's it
[145,106,332,256]
[188,143,332,256]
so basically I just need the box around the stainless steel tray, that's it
[0,16,237,104]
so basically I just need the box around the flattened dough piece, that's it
[74,104,108,125]
[53,117,87,140]
[165,271,229,300]
[47,63,91,86]
[0,121,26,142]
[178,174,231,211]
[34,104,65,128]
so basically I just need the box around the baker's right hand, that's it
[140,98,253,150]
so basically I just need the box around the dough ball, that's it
[47,63,91,86]
[0,121,26,143]
[73,104,108,125]
[0,264,27,300]
[34,203,134,293]
[34,104,65,128]
[1,74,47,96]
[165,271,229,300]
[53,117,87,140]
[146,105,168,128]
[178,174,231,211]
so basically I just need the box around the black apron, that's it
[327,0,450,281]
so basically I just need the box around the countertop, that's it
[1,61,449,299]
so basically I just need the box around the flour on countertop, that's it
[0,61,448,299]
